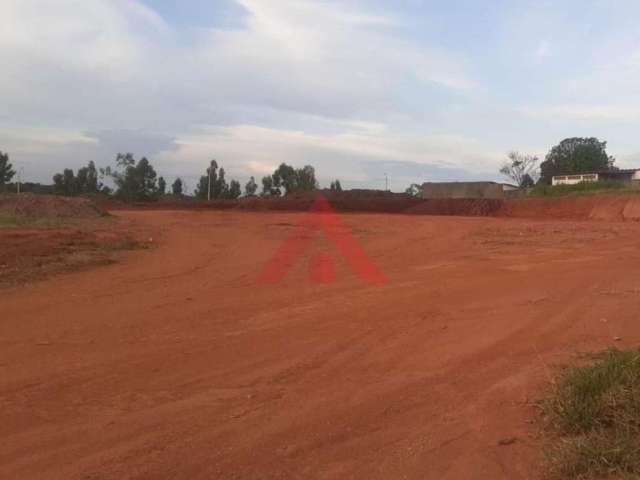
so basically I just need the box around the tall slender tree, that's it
[158,177,166,195]
[245,176,258,196]
[0,151,16,189]
[172,178,183,196]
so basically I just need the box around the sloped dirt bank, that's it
[498,194,640,221]
[0,193,106,219]
[103,190,640,221]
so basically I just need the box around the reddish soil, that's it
[3,208,640,479]
[0,193,106,218]
[0,219,148,286]
[102,190,640,222]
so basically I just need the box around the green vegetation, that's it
[194,159,242,200]
[404,183,422,197]
[158,177,166,195]
[0,151,16,190]
[0,214,72,229]
[542,348,640,479]
[530,180,626,197]
[260,163,318,196]
[539,137,616,185]
[53,161,100,196]
[172,177,184,196]
[102,154,160,202]
[244,176,258,197]
[0,215,31,227]
[330,179,343,192]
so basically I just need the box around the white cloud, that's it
[0,0,482,187]
[158,123,503,185]
[519,104,640,122]
[535,40,551,59]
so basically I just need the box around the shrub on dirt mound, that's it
[0,193,106,218]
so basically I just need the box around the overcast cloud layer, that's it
[3,0,640,190]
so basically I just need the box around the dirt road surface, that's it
[3,210,640,479]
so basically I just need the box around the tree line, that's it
[0,150,345,201]
[5,135,615,200]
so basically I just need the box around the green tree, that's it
[52,161,99,196]
[245,176,258,196]
[227,180,241,199]
[521,174,535,188]
[273,163,297,194]
[53,169,78,196]
[195,176,208,199]
[158,177,166,195]
[405,183,422,197]
[195,160,218,200]
[330,179,343,192]
[539,137,615,184]
[107,153,159,201]
[268,163,318,196]
[172,178,183,196]
[53,173,65,195]
[0,151,16,189]
[75,161,99,194]
[296,165,317,192]
[214,167,228,198]
[86,161,99,193]
[261,175,279,196]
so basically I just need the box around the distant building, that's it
[552,169,640,186]
[501,183,519,192]
[422,181,516,199]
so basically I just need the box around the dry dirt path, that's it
[2,210,640,479]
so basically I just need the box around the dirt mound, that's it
[98,188,640,222]
[237,190,422,213]
[497,194,640,221]
[404,198,503,216]
[0,193,106,218]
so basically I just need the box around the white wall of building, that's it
[552,173,599,186]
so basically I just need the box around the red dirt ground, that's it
[0,219,149,286]
[0,193,106,218]
[2,208,640,479]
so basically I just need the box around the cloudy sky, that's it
[3,0,640,191]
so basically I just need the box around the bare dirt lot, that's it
[2,208,640,479]
[0,219,148,286]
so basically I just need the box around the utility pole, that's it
[384,173,389,191]
[208,164,212,201]
[17,167,24,194]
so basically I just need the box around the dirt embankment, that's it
[0,194,147,286]
[103,190,425,213]
[0,193,106,218]
[93,189,640,221]
[498,194,640,221]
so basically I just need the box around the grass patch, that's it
[542,348,640,479]
[0,214,100,229]
[531,181,627,197]
[0,215,36,227]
